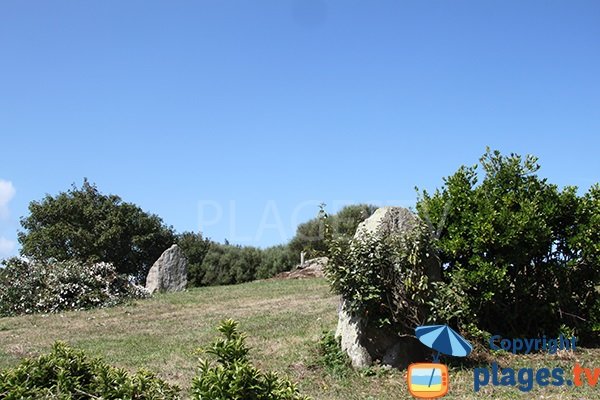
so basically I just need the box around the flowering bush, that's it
[0,258,148,317]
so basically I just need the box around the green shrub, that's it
[256,245,297,279]
[325,223,439,334]
[315,331,351,378]
[182,205,378,287]
[190,242,298,286]
[416,149,600,341]
[0,342,180,399]
[0,258,148,317]
[198,243,263,286]
[191,319,310,400]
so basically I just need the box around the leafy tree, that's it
[417,149,600,340]
[288,217,328,257]
[332,204,378,237]
[18,179,176,281]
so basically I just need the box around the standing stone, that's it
[336,302,372,368]
[334,206,435,368]
[145,244,188,294]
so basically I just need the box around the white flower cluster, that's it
[0,258,149,317]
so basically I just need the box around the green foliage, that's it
[177,232,212,287]
[18,179,176,281]
[288,213,329,257]
[0,258,147,317]
[315,331,351,378]
[198,243,263,286]
[0,342,180,399]
[289,204,377,258]
[256,245,297,279]
[187,241,297,287]
[325,223,437,333]
[416,149,600,341]
[191,319,310,400]
[425,270,469,327]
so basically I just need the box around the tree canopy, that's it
[289,204,377,257]
[18,179,176,281]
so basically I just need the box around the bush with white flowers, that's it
[0,257,148,317]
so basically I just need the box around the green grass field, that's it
[0,278,598,399]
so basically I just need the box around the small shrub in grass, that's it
[0,341,180,399]
[191,319,311,400]
[0,258,148,317]
[316,330,351,378]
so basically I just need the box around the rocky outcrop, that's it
[335,206,434,368]
[145,244,188,294]
[276,257,327,279]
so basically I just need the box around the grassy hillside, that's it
[0,278,597,399]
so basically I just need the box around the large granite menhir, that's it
[145,244,188,294]
[335,206,435,368]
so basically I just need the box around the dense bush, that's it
[191,319,310,400]
[0,258,148,317]
[183,205,377,287]
[197,243,263,286]
[18,179,176,281]
[176,231,212,287]
[289,204,377,258]
[325,223,437,334]
[416,149,600,341]
[0,342,180,399]
[255,244,297,279]
[186,241,297,287]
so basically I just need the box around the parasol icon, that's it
[415,324,473,362]
[415,324,473,388]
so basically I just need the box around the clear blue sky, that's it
[1,0,599,258]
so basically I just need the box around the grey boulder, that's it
[145,244,188,293]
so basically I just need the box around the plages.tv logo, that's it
[474,334,599,392]
[407,324,473,399]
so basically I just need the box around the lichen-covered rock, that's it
[335,302,372,368]
[145,244,188,293]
